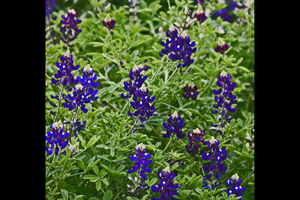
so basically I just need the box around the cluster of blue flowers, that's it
[186,128,205,161]
[213,0,246,22]
[224,173,246,200]
[64,64,99,113]
[163,111,186,139]
[159,26,196,68]
[126,143,152,198]
[60,9,82,47]
[102,14,116,31]
[211,70,237,134]
[151,166,179,200]
[183,82,199,100]
[202,136,227,190]
[45,0,56,17]
[194,4,207,25]
[45,120,69,155]
[64,119,86,137]
[121,64,156,124]
[128,143,152,180]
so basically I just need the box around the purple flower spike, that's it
[45,120,69,155]
[211,70,237,134]
[163,111,185,139]
[60,9,82,46]
[186,128,205,161]
[194,4,207,24]
[151,166,179,200]
[183,82,199,100]
[214,37,229,55]
[159,26,196,68]
[201,136,227,190]
[102,14,116,31]
[223,173,246,200]
[45,0,56,17]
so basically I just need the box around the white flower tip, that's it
[169,24,175,31]
[172,111,178,119]
[181,30,188,38]
[64,50,70,57]
[104,14,111,22]
[68,9,76,15]
[140,84,147,92]
[231,173,239,181]
[209,136,217,144]
[136,143,146,150]
[196,4,203,14]
[84,64,92,73]
[218,37,225,46]
[220,70,227,77]
[75,84,84,91]
[193,128,200,134]
[164,166,171,173]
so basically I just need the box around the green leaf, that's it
[76,160,85,171]
[149,178,157,186]
[103,190,112,200]
[61,189,68,200]
[86,136,101,149]
[96,179,102,191]
[108,85,118,93]
[237,66,249,73]
[115,165,125,172]
[101,178,109,186]
[130,50,139,62]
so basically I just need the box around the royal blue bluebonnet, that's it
[151,166,179,200]
[45,120,69,155]
[163,111,185,139]
[121,64,155,124]
[45,0,56,17]
[183,82,199,100]
[102,14,116,31]
[125,177,150,198]
[214,37,229,54]
[60,9,82,47]
[186,128,205,161]
[64,119,86,137]
[211,70,237,134]
[128,143,152,180]
[194,4,207,24]
[159,26,196,68]
[202,136,227,190]
[63,64,99,113]
[50,51,79,115]
[213,0,246,22]
[224,173,246,200]
[51,50,79,87]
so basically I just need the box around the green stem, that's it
[162,134,173,154]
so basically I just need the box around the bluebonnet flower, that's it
[151,166,179,200]
[215,25,227,37]
[50,51,79,114]
[64,119,86,137]
[185,128,205,161]
[121,64,148,100]
[45,120,69,155]
[214,37,229,55]
[60,9,82,47]
[213,0,246,22]
[126,143,151,197]
[159,26,196,68]
[194,0,204,5]
[163,111,185,139]
[51,50,79,87]
[164,157,185,176]
[183,82,199,100]
[128,143,152,180]
[45,0,56,17]
[102,14,115,31]
[63,64,99,113]
[194,4,207,25]
[211,70,237,134]
[202,136,227,190]
[224,173,246,200]
[121,64,155,124]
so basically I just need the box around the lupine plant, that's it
[46,0,254,199]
